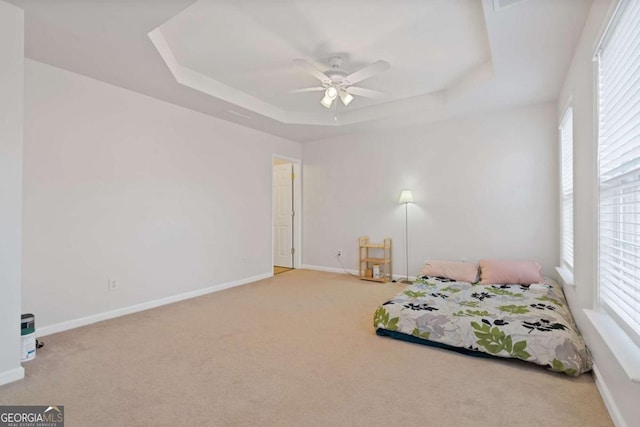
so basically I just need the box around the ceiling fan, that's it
[291,56,389,109]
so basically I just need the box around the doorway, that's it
[272,155,301,274]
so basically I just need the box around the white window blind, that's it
[598,0,640,345]
[560,107,574,271]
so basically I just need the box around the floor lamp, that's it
[399,190,414,284]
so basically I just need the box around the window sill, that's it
[584,309,640,382]
[555,266,574,287]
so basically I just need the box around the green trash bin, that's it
[21,313,36,362]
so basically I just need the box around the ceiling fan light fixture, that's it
[339,89,354,106]
[325,86,338,100]
[320,95,334,109]
[293,57,389,111]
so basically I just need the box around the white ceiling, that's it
[155,0,490,114]
[10,0,592,142]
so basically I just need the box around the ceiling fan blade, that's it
[293,59,330,83]
[345,60,390,84]
[289,87,326,94]
[346,86,386,99]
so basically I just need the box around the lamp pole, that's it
[402,201,411,283]
[398,190,413,284]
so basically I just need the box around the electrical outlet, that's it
[241,258,248,265]
[337,250,343,257]
[108,278,118,292]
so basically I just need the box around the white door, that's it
[273,163,293,267]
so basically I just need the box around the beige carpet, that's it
[0,270,612,426]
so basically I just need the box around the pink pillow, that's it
[479,259,544,285]
[421,260,479,283]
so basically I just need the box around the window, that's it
[597,0,640,345]
[560,107,574,271]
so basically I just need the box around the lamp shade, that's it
[320,95,333,109]
[339,89,354,106]
[325,86,338,100]
[398,190,414,204]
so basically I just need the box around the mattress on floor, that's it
[374,275,592,376]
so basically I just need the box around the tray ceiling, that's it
[151,0,491,125]
[11,0,592,141]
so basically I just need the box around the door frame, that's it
[271,154,302,270]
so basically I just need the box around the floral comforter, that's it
[374,276,591,376]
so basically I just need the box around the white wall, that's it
[558,0,640,425]
[302,103,559,279]
[22,59,301,331]
[0,0,25,385]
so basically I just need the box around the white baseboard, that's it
[37,272,273,338]
[301,264,358,275]
[300,264,416,282]
[592,363,627,427]
[0,366,24,386]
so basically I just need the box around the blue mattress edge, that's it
[375,328,495,359]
